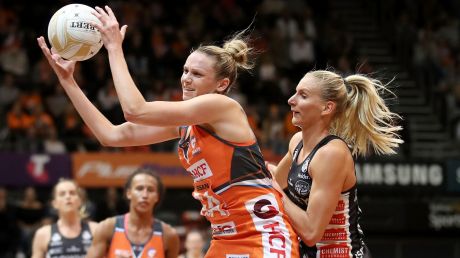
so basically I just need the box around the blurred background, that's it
[0,0,460,257]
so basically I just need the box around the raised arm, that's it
[36,37,179,146]
[91,6,242,128]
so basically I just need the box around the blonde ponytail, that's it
[307,71,403,157]
[333,74,403,156]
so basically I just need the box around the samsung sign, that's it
[355,163,443,187]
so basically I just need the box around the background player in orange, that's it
[31,179,97,258]
[37,5,299,257]
[268,70,403,258]
[86,168,179,258]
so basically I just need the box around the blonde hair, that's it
[306,70,403,156]
[195,30,255,94]
[52,178,88,218]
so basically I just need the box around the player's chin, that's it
[135,205,153,213]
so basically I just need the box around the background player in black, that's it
[269,70,403,257]
[31,179,97,258]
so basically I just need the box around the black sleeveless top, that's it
[46,221,93,258]
[285,135,371,258]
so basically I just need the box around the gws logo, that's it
[253,199,279,219]
[147,248,157,257]
[246,193,293,258]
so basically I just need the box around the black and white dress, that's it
[285,135,371,258]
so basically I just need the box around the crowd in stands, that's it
[372,0,460,139]
[0,1,459,156]
[0,0,365,156]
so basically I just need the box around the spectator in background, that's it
[178,230,207,258]
[31,179,97,258]
[0,73,20,111]
[0,187,20,258]
[95,187,127,222]
[16,186,46,258]
[43,126,66,154]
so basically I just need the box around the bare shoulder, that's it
[87,220,99,234]
[313,138,354,176]
[160,221,180,258]
[32,224,51,257]
[161,221,178,237]
[316,138,351,161]
[34,224,52,240]
[198,93,241,109]
[288,132,303,152]
[95,217,116,239]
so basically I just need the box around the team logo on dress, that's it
[82,230,92,244]
[147,248,157,257]
[253,198,279,219]
[51,232,62,242]
[301,158,310,173]
[178,135,191,164]
[294,181,310,197]
[245,193,292,258]
[190,136,201,155]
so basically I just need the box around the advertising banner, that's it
[445,159,460,192]
[72,152,192,188]
[428,198,460,233]
[355,161,445,192]
[0,153,71,186]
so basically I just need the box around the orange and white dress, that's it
[107,214,165,258]
[178,125,299,258]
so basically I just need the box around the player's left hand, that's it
[91,5,127,52]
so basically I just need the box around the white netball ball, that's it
[47,4,103,61]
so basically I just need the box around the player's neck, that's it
[187,251,204,258]
[58,213,80,227]
[129,211,154,228]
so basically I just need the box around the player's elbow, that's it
[122,101,148,123]
[123,108,145,124]
[123,109,137,122]
[99,138,113,147]
[299,230,323,247]
[98,133,123,147]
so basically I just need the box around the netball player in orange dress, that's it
[86,169,179,258]
[37,5,299,258]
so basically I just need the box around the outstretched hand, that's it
[91,5,127,51]
[36,36,76,82]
